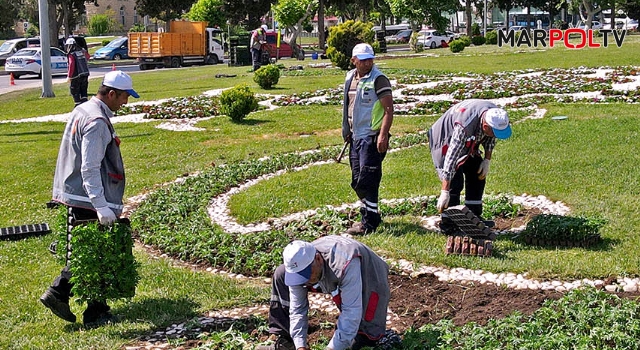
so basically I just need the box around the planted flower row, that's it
[131,133,428,276]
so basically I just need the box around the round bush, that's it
[449,39,465,53]
[326,20,375,70]
[485,31,498,45]
[219,84,258,122]
[458,35,472,47]
[102,39,111,47]
[253,64,280,89]
[471,35,486,46]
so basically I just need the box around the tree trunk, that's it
[465,0,472,36]
[318,0,325,51]
[48,0,58,47]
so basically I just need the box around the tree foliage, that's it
[0,0,19,38]
[186,0,225,27]
[388,0,457,31]
[326,20,374,70]
[273,0,316,56]
[222,0,275,29]
[136,0,196,23]
[88,12,115,36]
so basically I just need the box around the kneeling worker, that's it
[259,235,390,350]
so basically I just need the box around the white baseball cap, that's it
[484,108,512,139]
[65,38,76,46]
[352,43,375,60]
[261,24,269,32]
[283,240,316,286]
[102,70,140,98]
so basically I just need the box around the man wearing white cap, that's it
[258,235,390,350]
[40,70,139,326]
[428,99,512,217]
[341,42,394,235]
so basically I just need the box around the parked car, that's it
[445,30,459,41]
[509,26,528,32]
[93,37,129,60]
[57,35,88,52]
[263,31,304,59]
[578,21,603,30]
[394,29,414,43]
[0,37,40,65]
[415,29,451,49]
[4,47,68,79]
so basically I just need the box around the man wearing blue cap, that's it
[341,42,394,235]
[258,235,390,350]
[428,99,512,218]
[40,70,139,326]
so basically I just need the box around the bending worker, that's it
[428,99,512,217]
[341,43,394,235]
[259,235,390,350]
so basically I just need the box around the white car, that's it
[415,29,451,49]
[4,47,68,79]
[578,21,603,30]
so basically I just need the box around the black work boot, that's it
[83,301,113,326]
[40,289,76,323]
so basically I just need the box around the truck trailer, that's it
[128,21,225,70]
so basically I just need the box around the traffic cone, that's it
[112,63,116,71]
[10,73,15,86]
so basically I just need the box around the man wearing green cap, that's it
[428,99,512,218]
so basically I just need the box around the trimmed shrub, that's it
[326,20,375,70]
[449,39,465,53]
[101,39,111,46]
[458,35,472,47]
[471,35,486,46]
[253,64,280,89]
[219,84,258,122]
[471,23,481,36]
[485,30,498,45]
[88,14,113,36]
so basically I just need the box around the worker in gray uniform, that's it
[258,235,390,350]
[428,99,512,218]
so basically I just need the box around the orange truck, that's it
[128,21,225,70]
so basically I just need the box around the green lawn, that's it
[2,39,640,348]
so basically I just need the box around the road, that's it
[0,64,140,95]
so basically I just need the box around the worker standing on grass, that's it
[257,235,390,350]
[341,43,394,235]
[428,99,512,218]
[65,37,91,106]
[40,71,139,326]
[251,24,268,72]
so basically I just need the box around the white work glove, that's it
[477,159,491,180]
[96,207,117,226]
[437,190,450,213]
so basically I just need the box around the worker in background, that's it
[251,24,268,72]
[65,37,91,106]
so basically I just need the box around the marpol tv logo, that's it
[498,29,627,49]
